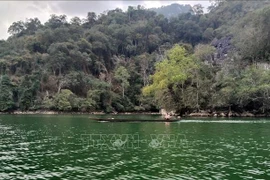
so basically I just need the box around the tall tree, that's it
[114,66,130,98]
[193,4,204,15]
[8,21,25,36]
[143,44,197,112]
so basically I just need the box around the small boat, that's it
[90,117,179,122]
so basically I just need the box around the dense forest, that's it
[1,0,270,115]
[150,3,193,18]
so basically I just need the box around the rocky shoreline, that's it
[0,110,267,117]
[0,111,160,115]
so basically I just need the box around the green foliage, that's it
[18,75,40,111]
[54,89,74,111]
[143,45,196,94]
[143,44,197,111]
[232,6,270,62]
[42,98,55,110]
[213,64,270,113]
[1,1,270,114]
[0,76,15,111]
[114,66,130,98]
[193,4,204,15]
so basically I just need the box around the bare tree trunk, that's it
[57,80,66,93]
[143,70,146,86]
[196,71,199,112]
[181,83,185,107]
[57,84,62,94]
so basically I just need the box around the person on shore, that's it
[164,113,171,120]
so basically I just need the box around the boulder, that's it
[160,109,176,116]
[241,112,255,117]
[219,112,226,117]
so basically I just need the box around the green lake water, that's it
[0,115,270,179]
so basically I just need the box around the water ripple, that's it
[0,116,270,179]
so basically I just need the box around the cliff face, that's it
[211,36,233,63]
[150,3,194,18]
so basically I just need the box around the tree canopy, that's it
[1,1,270,115]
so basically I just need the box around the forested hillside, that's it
[150,3,194,18]
[1,1,270,115]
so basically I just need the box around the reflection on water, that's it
[0,115,270,179]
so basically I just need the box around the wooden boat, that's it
[90,117,180,122]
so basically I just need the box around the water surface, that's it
[0,115,270,179]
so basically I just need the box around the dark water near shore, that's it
[0,115,270,179]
